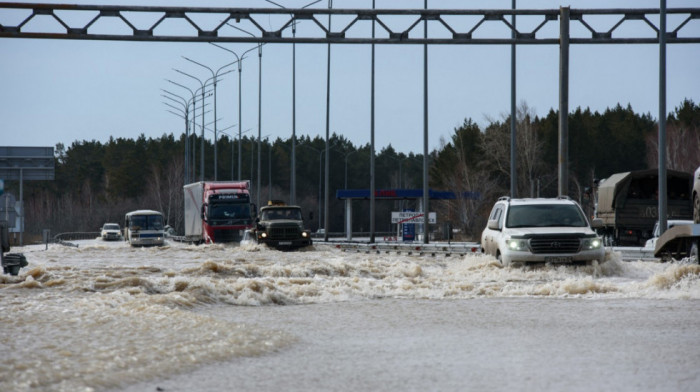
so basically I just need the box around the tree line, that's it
[7,99,699,242]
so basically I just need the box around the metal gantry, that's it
[2,2,699,242]
[1,4,698,45]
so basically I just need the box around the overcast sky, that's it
[1,0,699,154]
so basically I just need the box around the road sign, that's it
[391,211,436,224]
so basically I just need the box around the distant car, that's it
[644,220,695,250]
[101,223,122,241]
[480,196,605,266]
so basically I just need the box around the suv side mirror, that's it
[487,219,501,231]
[590,218,603,229]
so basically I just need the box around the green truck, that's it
[595,169,693,246]
[249,202,312,249]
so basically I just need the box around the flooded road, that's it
[1,240,699,391]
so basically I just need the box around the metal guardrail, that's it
[54,232,100,241]
[331,241,661,261]
[43,232,661,262]
[52,232,100,248]
[331,241,482,257]
[611,247,658,262]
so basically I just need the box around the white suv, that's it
[481,196,605,266]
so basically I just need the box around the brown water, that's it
[1,239,699,391]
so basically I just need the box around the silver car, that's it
[101,223,122,241]
[481,196,605,266]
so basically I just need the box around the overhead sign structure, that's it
[0,146,55,245]
[0,146,55,180]
[391,211,436,225]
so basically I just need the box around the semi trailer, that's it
[183,181,256,244]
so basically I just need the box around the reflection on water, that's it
[1,240,699,391]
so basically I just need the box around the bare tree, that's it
[646,121,700,173]
[482,101,549,197]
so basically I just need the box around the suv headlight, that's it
[582,237,602,250]
[505,238,528,251]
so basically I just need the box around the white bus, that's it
[124,210,165,246]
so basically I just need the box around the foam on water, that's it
[1,240,699,391]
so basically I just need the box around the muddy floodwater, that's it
[1,239,699,392]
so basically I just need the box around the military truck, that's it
[249,201,312,249]
[653,166,700,262]
[595,169,693,246]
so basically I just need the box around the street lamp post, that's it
[264,0,321,205]
[324,0,333,242]
[166,78,212,183]
[161,89,190,184]
[299,142,335,233]
[182,56,238,181]
[210,43,261,181]
[221,23,263,208]
[173,69,218,182]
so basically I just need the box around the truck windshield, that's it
[129,215,164,230]
[262,209,302,220]
[506,204,587,228]
[209,203,250,220]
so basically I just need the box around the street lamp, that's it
[182,56,238,181]
[264,0,322,205]
[219,127,253,181]
[161,89,190,184]
[299,141,336,233]
[223,23,264,208]
[210,43,262,181]
[165,78,212,183]
[323,0,333,242]
[172,68,219,182]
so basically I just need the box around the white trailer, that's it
[183,181,254,244]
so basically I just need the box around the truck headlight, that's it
[301,231,308,238]
[505,239,528,251]
[582,237,602,250]
[260,232,267,239]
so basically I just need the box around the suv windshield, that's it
[103,224,119,230]
[506,204,587,228]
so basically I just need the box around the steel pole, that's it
[370,0,376,244]
[201,89,205,182]
[510,0,517,197]
[658,0,668,236]
[291,23,297,205]
[213,79,218,180]
[422,0,429,244]
[238,62,243,180]
[185,110,189,184]
[324,0,332,242]
[319,150,323,230]
[257,46,262,208]
[558,7,570,197]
